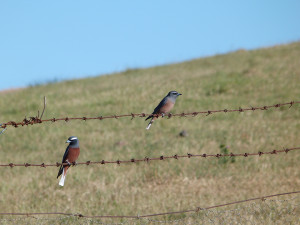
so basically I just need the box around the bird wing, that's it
[57,145,69,178]
[61,145,70,163]
[145,97,168,121]
[153,97,168,114]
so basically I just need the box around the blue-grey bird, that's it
[57,136,80,186]
[145,91,182,130]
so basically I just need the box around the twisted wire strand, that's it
[0,146,299,168]
[0,191,299,219]
[1,101,298,129]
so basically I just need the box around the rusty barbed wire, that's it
[0,146,299,168]
[143,196,300,224]
[0,191,298,219]
[0,196,299,224]
[0,101,298,129]
[1,200,299,225]
[0,216,126,225]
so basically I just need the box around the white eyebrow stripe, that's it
[70,137,77,140]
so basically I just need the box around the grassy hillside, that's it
[0,42,300,224]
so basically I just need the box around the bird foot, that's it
[161,113,165,118]
[72,161,77,166]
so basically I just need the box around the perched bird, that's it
[145,91,182,130]
[57,136,80,186]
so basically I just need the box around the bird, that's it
[145,91,182,130]
[57,136,80,186]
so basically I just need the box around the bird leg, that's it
[66,160,71,166]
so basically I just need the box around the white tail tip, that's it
[146,123,152,130]
[59,170,66,186]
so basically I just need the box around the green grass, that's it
[0,42,300,224]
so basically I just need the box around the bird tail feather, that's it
[57,166,63,179]
[59,168,66,186]
[146,121,153,130]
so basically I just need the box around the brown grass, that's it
[0,42,299,224]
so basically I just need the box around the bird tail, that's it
[146,120,153,130]
[145,116,152,121]
[59,168,66,186]
[57,165,63,179]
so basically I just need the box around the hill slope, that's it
[0,42,300,224]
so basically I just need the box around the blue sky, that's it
[0,1,299,90]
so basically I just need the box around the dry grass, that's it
[0,42,300,224]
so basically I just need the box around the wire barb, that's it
[40,96,46,120]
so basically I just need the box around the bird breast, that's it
[67,148,80,163]
[159,100,175,114]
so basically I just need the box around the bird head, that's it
[66,136,78,145]
[168,91,182,98]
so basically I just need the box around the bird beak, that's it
[66,140,71,143]
[178,93,182,96]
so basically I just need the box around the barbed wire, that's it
[0,100,298,129]
[143,196,300,224]
[0,196,299,225]
[0,216,126,225]
[0,146,299,168]
[0,191,298,220]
